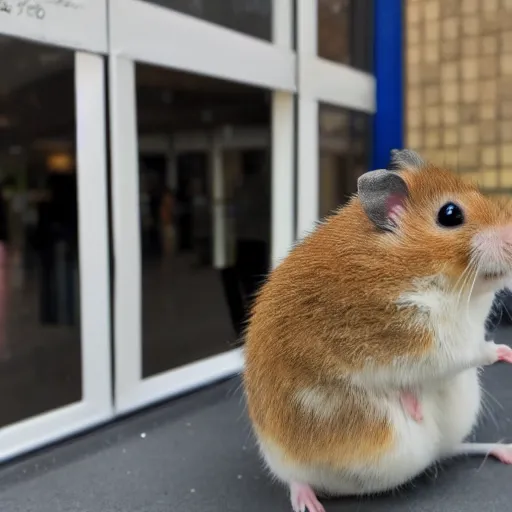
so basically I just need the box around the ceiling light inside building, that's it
[47,152,74,173]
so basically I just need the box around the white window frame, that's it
[109,0,295,91]
[0,0,107,53]
[296,1,376,239]
[0,52,113,462]
[109,0,295,414]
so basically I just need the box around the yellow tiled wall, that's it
[405,0,512,192]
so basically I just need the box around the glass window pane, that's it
[319,103,371,218]
[142,0,272,41]
[317,0,374,72]
[0,36,81,427]
[136,64,271,378]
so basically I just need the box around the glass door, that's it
[0,3,112,461]
[137,132,271,379]
[109,0,295,413]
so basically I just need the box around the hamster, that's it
[243,149,512,512]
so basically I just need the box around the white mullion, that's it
[272,0,294,49]
[75,51,112,407]
[108,56,143,408]
[270,0,295,266]
[271,91,295,266]
[296,0,319,238]
[296,97,319,238]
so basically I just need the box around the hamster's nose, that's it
[497,225,512,245]
[472,227,512,276]
[472,227,512,255]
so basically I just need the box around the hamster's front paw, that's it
[480,341,512,366]
[290,483,325,512]
[400,391,423,422]
[496,344,512,364]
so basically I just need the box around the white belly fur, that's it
[259,368,482,496]
[258,281,493,496]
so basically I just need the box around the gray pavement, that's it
[1,328,512,512]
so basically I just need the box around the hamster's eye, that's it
[437,202,464,228]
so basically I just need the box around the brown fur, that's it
[244,162,512,469]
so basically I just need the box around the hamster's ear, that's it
[357,169,409,231]
[388,148,425,172]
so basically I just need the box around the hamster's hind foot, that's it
[451,443,512,464]
[290,482,326,512]
[400,390,423,422]
[489,444,512,464]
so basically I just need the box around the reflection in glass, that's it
[136,64,271,378]
[317,0,374,72]
[143,0,272,41]
[0,36,81,428]
[319,103,371,219]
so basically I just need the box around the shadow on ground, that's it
[1,329,512,512]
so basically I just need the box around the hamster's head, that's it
[357,149,512,296]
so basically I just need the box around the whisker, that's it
[480,392,499,431]
[491,295,512,325]
[481,386,505,412]
[453,262,474,307]
[456,259,478,310]
[465,262,479,319]
[453,262,472,295]
[489,299,505,329]
[497,299,512,323]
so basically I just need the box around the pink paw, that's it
[496,345,512,364]
[290,483,325,512]
[400,391,423,422]
[491,444,512,464]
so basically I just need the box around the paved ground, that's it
[1,329,512,512]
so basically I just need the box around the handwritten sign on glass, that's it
[0,0,84,21]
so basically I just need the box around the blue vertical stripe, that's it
[372,0,404,170]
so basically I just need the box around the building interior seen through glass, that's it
[142,0,272,41]
[0,36,81,428]
[317,0,374,72]
[136,64,271,378]
[319,103,371,219]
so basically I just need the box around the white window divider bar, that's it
[108,56,143,401]
[296,97,319,239]
[271,91,295,267]
[109,0,296,92]
[271,0,295,267]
